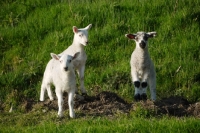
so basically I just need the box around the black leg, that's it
[134,81,140,88]
[140,93,147,100]
[134,93,141,101]
[141,82,147,88]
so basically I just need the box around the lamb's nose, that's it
[139,41,146,49]
[85,41,88,44]
[64,67,68,71]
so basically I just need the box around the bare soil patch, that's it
[7,91,200,118]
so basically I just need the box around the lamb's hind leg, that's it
[40,84,46,101]
[77,66,87,95]
[148,73,156,101]
[46,84,54,101]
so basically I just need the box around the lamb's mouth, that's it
[139,41,146,49]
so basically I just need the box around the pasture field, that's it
[0,0,200,132]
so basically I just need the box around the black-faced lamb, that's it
[125,31,157,101]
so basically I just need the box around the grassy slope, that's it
[1,111,200,133]
[1,0,199,104]
[0,0,200,132]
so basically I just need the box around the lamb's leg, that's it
[77,66,87,95]
[68,90,75,118]
[40,84,46,101]
[56,89,64,118]
[148,73,156,101]
[131,69,141,101]
[46,84,54,101]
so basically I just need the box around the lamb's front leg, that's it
[131,69,141,101]
[77,65,87,95]
[68,90,75,118]
[56,89,64,118]
[141,71,149,100]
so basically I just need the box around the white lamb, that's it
[40,52,80,118]
[125,31,157,101]
[59,24,92,95]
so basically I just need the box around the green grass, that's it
[0,0,200,132]
[1,0,200,102]
[1,111,200,133]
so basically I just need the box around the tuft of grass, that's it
[1,111,200,133]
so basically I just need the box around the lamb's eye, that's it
[79,34,82,37]
[60,60,63,63]
[135,37,138,40]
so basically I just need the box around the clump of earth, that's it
[0,91,200,117]
[18,91,200,118]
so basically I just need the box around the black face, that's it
[139,40,146,49]
[137,33,149,49]
[126,31,156,49]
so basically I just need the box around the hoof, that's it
[57,113,64,118]
[141,93,147,100]
[40,98,44,102]
[50,97,54,101]
[70,113,75,118]
[74,94,85,101]
[134,94,141,101]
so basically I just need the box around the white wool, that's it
[125,31,157,100]
[59,24,92,94]
[40,52,79,118]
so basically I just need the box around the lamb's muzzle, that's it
[139,40,146,49]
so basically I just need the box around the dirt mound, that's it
[39,91,132,116]
[7,91,200,118]
[154,96,192,117]
[74,91,132,116]
[135,96,196,117]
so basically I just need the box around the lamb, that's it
[125,31,157,101]
[59,24,92,95]
[40,52,80,118]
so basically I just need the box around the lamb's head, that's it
[51,52,80,72]
[73,24,92,46]
[125,31,156,49]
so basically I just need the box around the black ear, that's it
[125,34,136,39]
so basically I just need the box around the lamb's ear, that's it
[72,52,80,60]
[73,26,79,33]
[125,34,136,40]
[50,53,60,60]
[147,32,157,38]
[85,24,92,30]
